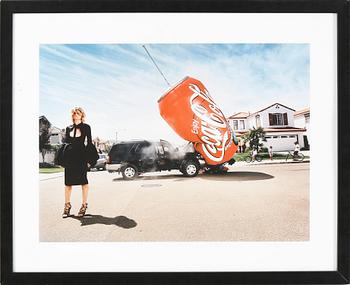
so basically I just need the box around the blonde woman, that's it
[62,107,92,218]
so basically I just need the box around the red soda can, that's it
[158,76,238,165]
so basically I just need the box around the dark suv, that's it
[106,139,201,179]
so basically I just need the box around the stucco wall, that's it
[258,105,295,128]
[263,132,304,151]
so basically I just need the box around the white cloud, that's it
[40,44,309,144]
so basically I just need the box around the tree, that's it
[105,143,113,154]
[242,127,266,151]
[39,116,52,163]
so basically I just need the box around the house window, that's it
[281,136,288,138]
[255,115,261,127]
[233,120,238,130]
[269,113,288,126]
[239,120,245,130]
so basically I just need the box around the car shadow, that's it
[200,171,274,181]
[69,215,137,229]
[113,174,187,182]
[112,171,273,182]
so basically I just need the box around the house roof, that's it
[234,132,246,138]
[294,107,310,116]
[228,112,250,119]
[263,127,306,133]
[229,103,296,119]
[39,115,50,123]
[250,103,295,116]
[233,127,306,136]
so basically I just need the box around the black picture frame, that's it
[1,0,349,284]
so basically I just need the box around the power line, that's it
[142,45,171,87]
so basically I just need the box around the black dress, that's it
[64,122,92,186]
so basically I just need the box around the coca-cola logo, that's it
[189,83,233,162]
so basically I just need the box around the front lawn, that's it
[39,167,64,174]
[233,152,309,162]
[234,152,287,162]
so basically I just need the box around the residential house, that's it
[39,116,66,164]
[228,111,250,136]
[93,137,113,153]
[294,107,310,149]
[49,126,65,145]
[228,103,308,152]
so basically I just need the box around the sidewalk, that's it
[233,151,310,167]
[39,172,64,181]
[234,158,310,167]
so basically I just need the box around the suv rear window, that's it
[109,141,157,162]
[110,143,135,161]
[112,144,131,155]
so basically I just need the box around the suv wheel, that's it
[182,160,199,177]
[121,165,138,180]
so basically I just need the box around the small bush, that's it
[39,162,56,168]
[234,152,287,161]
[233,152,251,161]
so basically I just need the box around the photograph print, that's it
[39,43,310,242]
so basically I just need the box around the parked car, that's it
[88,153,108,171]
[106,139,201,180]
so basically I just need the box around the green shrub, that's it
[39,162,56,168]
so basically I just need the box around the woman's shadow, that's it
[70,215,137,229]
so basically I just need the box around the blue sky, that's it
[40,44,309,144]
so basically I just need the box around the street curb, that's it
[233,160,310,167]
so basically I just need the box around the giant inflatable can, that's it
[158,76,238,165]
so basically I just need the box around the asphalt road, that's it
[40,163,309,242]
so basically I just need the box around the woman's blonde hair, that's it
[71,107,86,123]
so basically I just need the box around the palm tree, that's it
[242,127,266,151]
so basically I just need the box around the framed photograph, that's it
[1,0,349,284]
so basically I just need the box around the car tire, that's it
[182,160,199,177]
[121,165,138,180]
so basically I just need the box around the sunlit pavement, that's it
[40,163,309,242]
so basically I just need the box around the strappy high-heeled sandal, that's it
[78,203,88,217]
[62,202,72,218]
